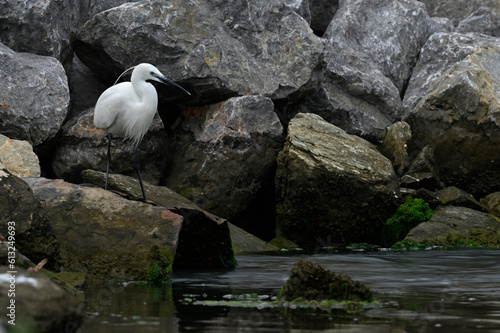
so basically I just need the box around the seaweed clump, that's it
[281,259,372,302]
[381,196,433,247]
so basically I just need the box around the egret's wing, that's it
[94,83,128,130]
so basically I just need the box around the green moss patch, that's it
[381,197,434,247]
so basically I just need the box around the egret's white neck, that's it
[131,74,157,108]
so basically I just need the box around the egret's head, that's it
[134,63,191,95]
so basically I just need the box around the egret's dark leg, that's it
[134,141,147,201]
[105,133,112,190]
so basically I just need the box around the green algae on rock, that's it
[381,196,434,247]
[281,259,373,302]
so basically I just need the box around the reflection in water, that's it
[79,250,500,332]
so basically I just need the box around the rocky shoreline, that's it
[2,0,500,331]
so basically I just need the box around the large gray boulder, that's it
[324,0,435,96]
[275,113,399,248]
[164,95,284,236]
[405,40,500,196]
[75,0,323,105]
[456,7,500,37]
[283,0,436,141]
[0,0,91,63]
[419,0,500,27]
[51,107,168,184]
[403,33,500,116]
[404,206,500,246]
[0,42,69,152]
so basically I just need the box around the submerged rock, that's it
[281,259,372,301]
[276,113,399,248]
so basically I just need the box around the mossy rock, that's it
[381,196,433,247]
[268,236,300,250]
[281,259,372,302]
[404,206,500,248]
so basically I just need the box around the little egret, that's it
[94,63,190,201]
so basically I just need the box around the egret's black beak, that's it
[154,74,191,95]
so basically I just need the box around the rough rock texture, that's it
[324,0,434,96]
[283,0,435,141]
[0,42,70,151]
[400,145,442,191]
[0,167,58,271]
[0,0,91,63]
[404,206,500,246]
[0,165,45,238]
[285,0,311,24]
[88,0,142,18]
[52,107,167,184]
[75,0,324,104]
[402,33,499,115]
[436,186,485,212]
[480,192,500,218]
[21,177,184,280]
[0,134,40,177]
[276,113,399,248]
[405,41,500,196]
[420,0,500,27]
[0,268,83,332]
[456,7,500,37]
[82,169,278,254]
[379,122,412,176]
[281,259,372,301]
[164,95,284,237]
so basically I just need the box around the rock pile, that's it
[1,0,500,264]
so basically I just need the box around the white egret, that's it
[94,63,190,201]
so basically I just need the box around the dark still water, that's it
[79,250,500,332]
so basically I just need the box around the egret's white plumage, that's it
[94,63,190,200]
